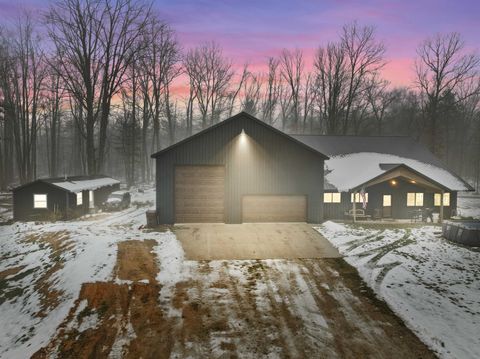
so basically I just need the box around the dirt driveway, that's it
[174,223,341,260]
[29,221,435,359]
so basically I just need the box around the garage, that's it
[175,166,225,223]
[242,195,307,222]
[152,112,327,224]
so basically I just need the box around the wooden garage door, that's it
[242,195,307,222]
[175,166,225,223]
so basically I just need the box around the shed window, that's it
[351,193,368,203]
[76,192,83,206]
[34,194,47,209]
[434,193,450,206]
[407,192,423,207]
[324,192,341,203]
[383,195,391,207]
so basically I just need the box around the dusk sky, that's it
[1,0,479,87]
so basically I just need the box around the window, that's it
[383,195,391,207]
[434,193,450,206]
[407,192,423,207]
[351,192,368,203]
[33,194,47,209]
[76,192,83,206]
[89,190,94,208]
[324,192,341,203]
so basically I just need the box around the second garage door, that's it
[242,195,307,222]
[175,166,225,223]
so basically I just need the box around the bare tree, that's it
[279,49,303,131]
[241,73,261,116]
[184,42,233,128]
[0,15,47,184]
[139,17,181,150]
[365,75,396,134]
[260,57,280,125]
[415,32,480,154]
[314,42,348,134]
[228,63,249,117]
[46,0,151,175]
[341,22,386,134]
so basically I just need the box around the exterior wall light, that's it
[390,179,397,185]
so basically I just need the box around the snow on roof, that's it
[326,152,471,192]
[51,177,120,192]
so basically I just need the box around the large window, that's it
[407,192,424,207]
[33,194,47,209]
[434,193,450,206]
[76,192,83,206]
[351,192,368,203]
[324,192,341,203]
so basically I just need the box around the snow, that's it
[52,177,120,192]
[325,152,470,191]
[0,188,159,359]
[317,221,480,359]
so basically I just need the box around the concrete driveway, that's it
[173,223,341,260]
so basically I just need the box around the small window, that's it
[76,192,83,206]
[434,193,450,206]
[407,192,423,207]
[351,192,368,203]
[383,195,391,207]
[34,194,47,209]
[324,192,341,203]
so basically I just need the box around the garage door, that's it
[175,166,225,223]
[242,195,307,222]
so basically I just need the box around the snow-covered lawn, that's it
[317,221,480,359]
[0,188,159,358]
[1,186,435,358]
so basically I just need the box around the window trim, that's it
[324,192,341,203]
[351,192,368,203]
[383,194,392,207]
[407,192,424,207]
[434,193,450,207]
[33,194,48,209]
[76,192,83,206]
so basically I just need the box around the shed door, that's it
[242,195,307,223]
[175,166,225,223]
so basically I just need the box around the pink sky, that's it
[1,0,478,88]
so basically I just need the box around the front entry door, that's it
[383,195,392,218]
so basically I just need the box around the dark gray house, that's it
[12,176,120,221]
[292,135,474,221]
[151,112,328,224]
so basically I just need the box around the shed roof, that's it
[292,135,473,192]
[13,176,120,193]
[151,112,329,160]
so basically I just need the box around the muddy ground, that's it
[32,238,435,359]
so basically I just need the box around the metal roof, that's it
[13,176,120,193]
[292,135,473,192]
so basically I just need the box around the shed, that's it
[151,112,328,224]
[12,176,120,221]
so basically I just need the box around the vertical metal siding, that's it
[156,115,324,224]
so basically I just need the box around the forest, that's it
[0,0,479,190]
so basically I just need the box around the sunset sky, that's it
[1,0,478,88]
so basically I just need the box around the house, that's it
[151,112,472,224]
[12,175,120,221]
[292,135,473,221]
[151,112,328,224]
